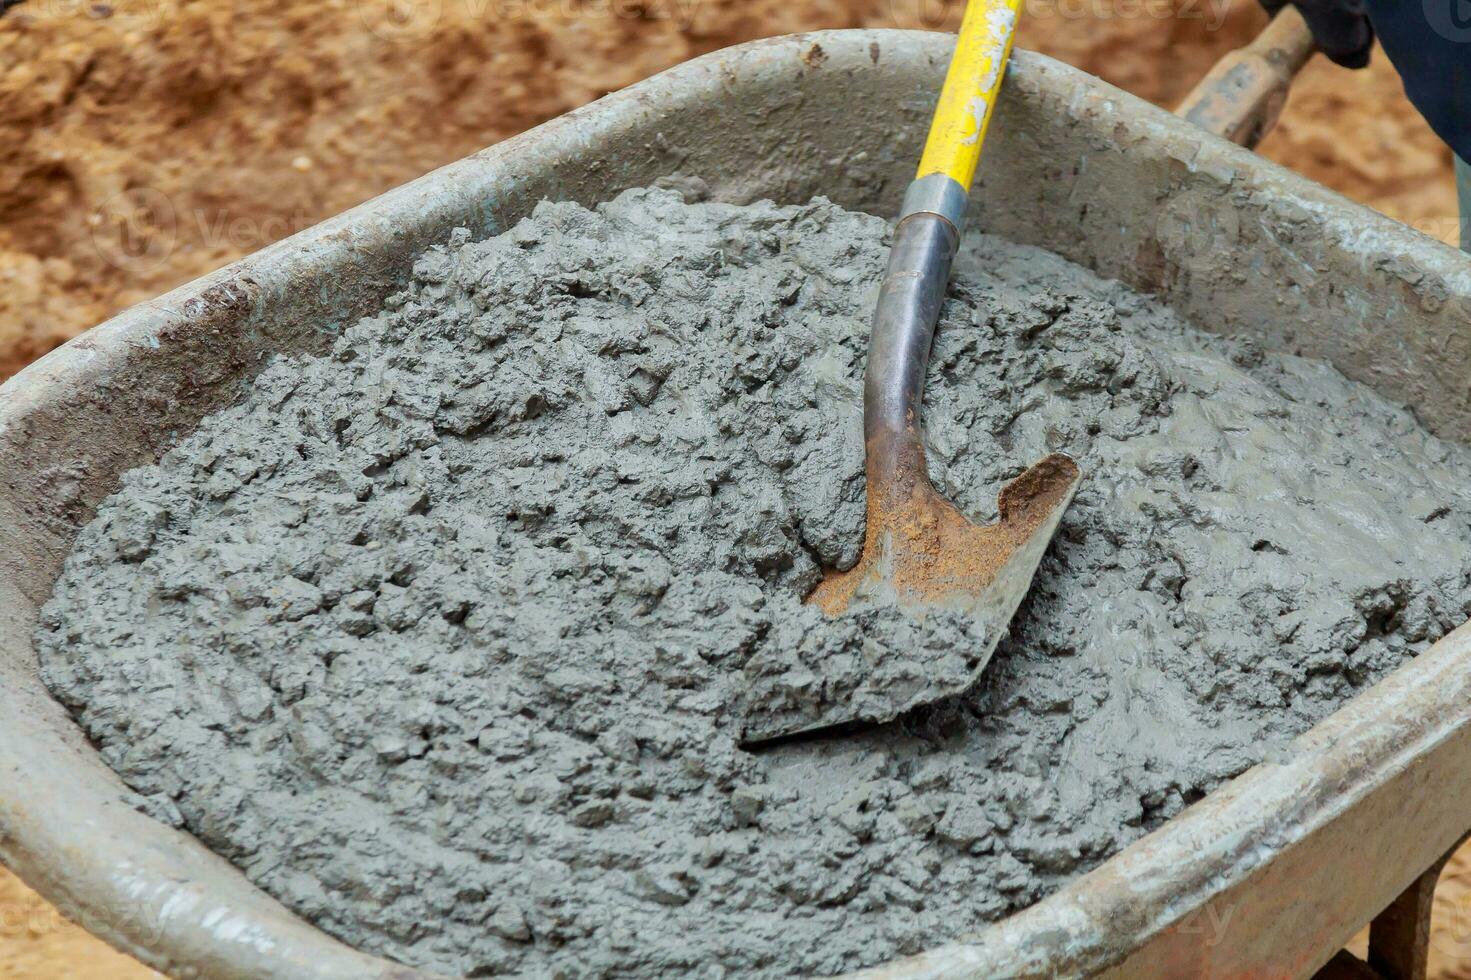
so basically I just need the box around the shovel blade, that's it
[739,454,1081,745]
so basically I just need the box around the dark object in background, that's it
[1264,0,1470,163]
[1365,0,1471,164]
[1261,0,1376,66]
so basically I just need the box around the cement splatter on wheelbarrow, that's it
[37,187,1471,977]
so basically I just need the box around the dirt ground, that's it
[1,0,1466,976]
[2,0,1457,380]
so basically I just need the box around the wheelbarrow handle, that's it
[1175,7,1317,149]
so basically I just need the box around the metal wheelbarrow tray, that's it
[3,28,1470,980]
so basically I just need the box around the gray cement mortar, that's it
[35,187,1471,978]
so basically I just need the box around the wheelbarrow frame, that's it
[2,28,1470,980]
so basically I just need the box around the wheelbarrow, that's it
[3,19,1470,980]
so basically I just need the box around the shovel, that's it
[741,0,1082,743]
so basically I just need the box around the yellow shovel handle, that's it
[915,0,1023,192]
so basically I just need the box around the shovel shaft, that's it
[916,0,1023,193]
[759,4,1081,743]
[869,0,1019,499]
[864,213,958,501]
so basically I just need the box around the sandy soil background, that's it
[1,0,1467,976]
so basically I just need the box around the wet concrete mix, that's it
[36,187,1471,977]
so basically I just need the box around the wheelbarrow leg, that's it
[1364,840,1460,980]
[1312,835,1467,980]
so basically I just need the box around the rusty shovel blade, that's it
[738,208,1082,745]
[810,453,1081,622]
[739,454,1080,745]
